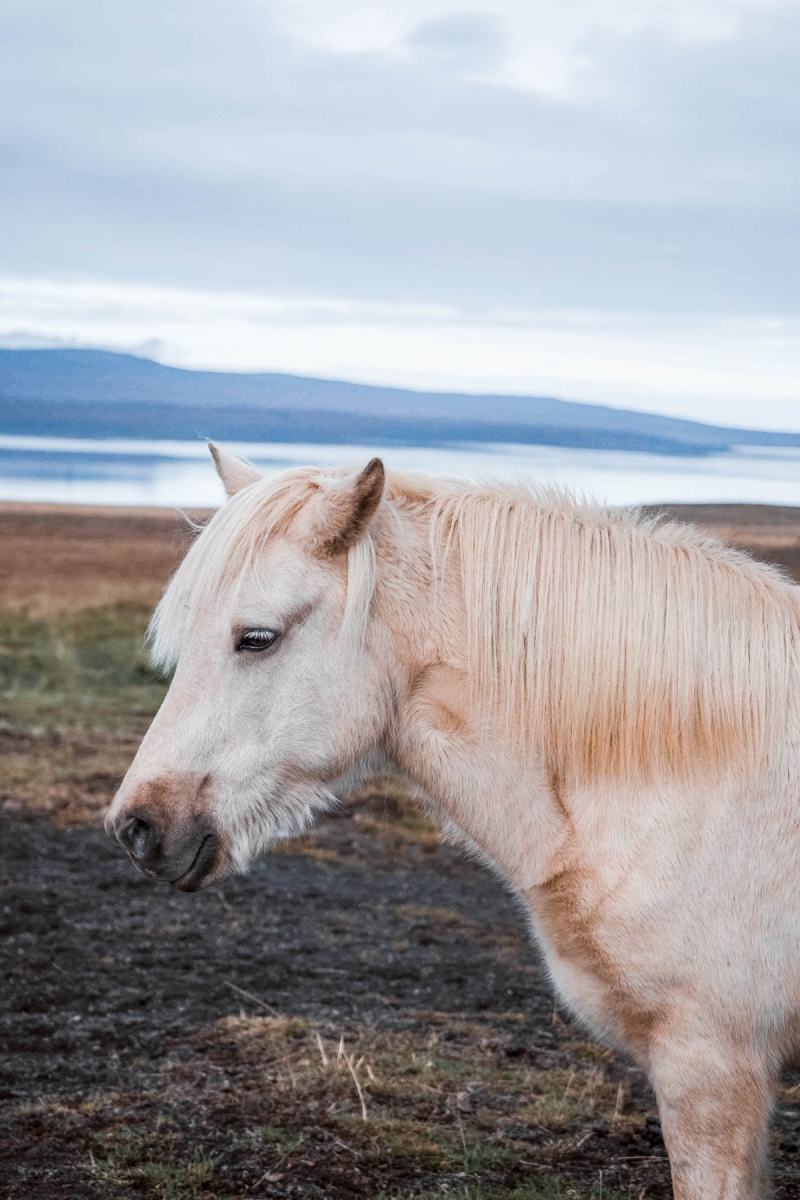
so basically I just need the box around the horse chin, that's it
[171,833,228,892]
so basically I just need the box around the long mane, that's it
[422,479,800,784]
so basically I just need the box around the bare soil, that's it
[1,501,800,1200]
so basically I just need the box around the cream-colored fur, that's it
[109,448,800,1199]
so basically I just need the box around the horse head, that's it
[105,446,393,890]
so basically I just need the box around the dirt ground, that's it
[2,500,800,1200]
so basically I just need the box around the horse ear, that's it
[208,442,262,497]
[306,458,385,557]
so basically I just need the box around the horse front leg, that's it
[649,1033,774,1200]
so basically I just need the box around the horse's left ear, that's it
[209,442,262,497]
[305,458,385,557]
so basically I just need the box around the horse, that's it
[106,444,800,1199]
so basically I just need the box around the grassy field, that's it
[0,503,184,825]
[0,602,167,825]
[2,501,800,1199]
[0,603,166,731]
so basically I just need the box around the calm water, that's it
[1,435,799,508]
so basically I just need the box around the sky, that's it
[1,0,799,430]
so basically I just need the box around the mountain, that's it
[1,348,798,456]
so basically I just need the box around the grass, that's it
[0,602,169,822]
[89,1123,215,1198]
[157,1014,654,1189]
[206,1013,640,1137]
[10,1012,657,1198]
[0,603,168,735]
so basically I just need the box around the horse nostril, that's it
[116,813,162,865]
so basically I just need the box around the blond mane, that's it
[421,479,800,784]
[151,464,800,785]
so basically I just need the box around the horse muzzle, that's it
[107,805,224,892]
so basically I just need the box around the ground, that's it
[1,500,800,1200]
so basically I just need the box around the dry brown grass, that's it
[170,1010,647,1173]
[0,729,139,826]
[0,602,168,823]
[0,503,208,616]
[645,503,800,585]
[15,1013,656,1198]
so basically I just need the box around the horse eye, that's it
[236,628,280,653]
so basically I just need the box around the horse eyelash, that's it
[235,628,281,653]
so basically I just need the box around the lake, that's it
[0,434,799,508]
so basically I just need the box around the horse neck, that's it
[369,497,569,890]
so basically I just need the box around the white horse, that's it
[107,445,800,1199]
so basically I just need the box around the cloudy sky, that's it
[1,0,799,428]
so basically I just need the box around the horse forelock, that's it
[148,465,378,670]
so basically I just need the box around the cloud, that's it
[405,13,507,73]
[278,1,800,92]
[0,0,798,419]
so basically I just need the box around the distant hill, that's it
[1,348,798,456]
